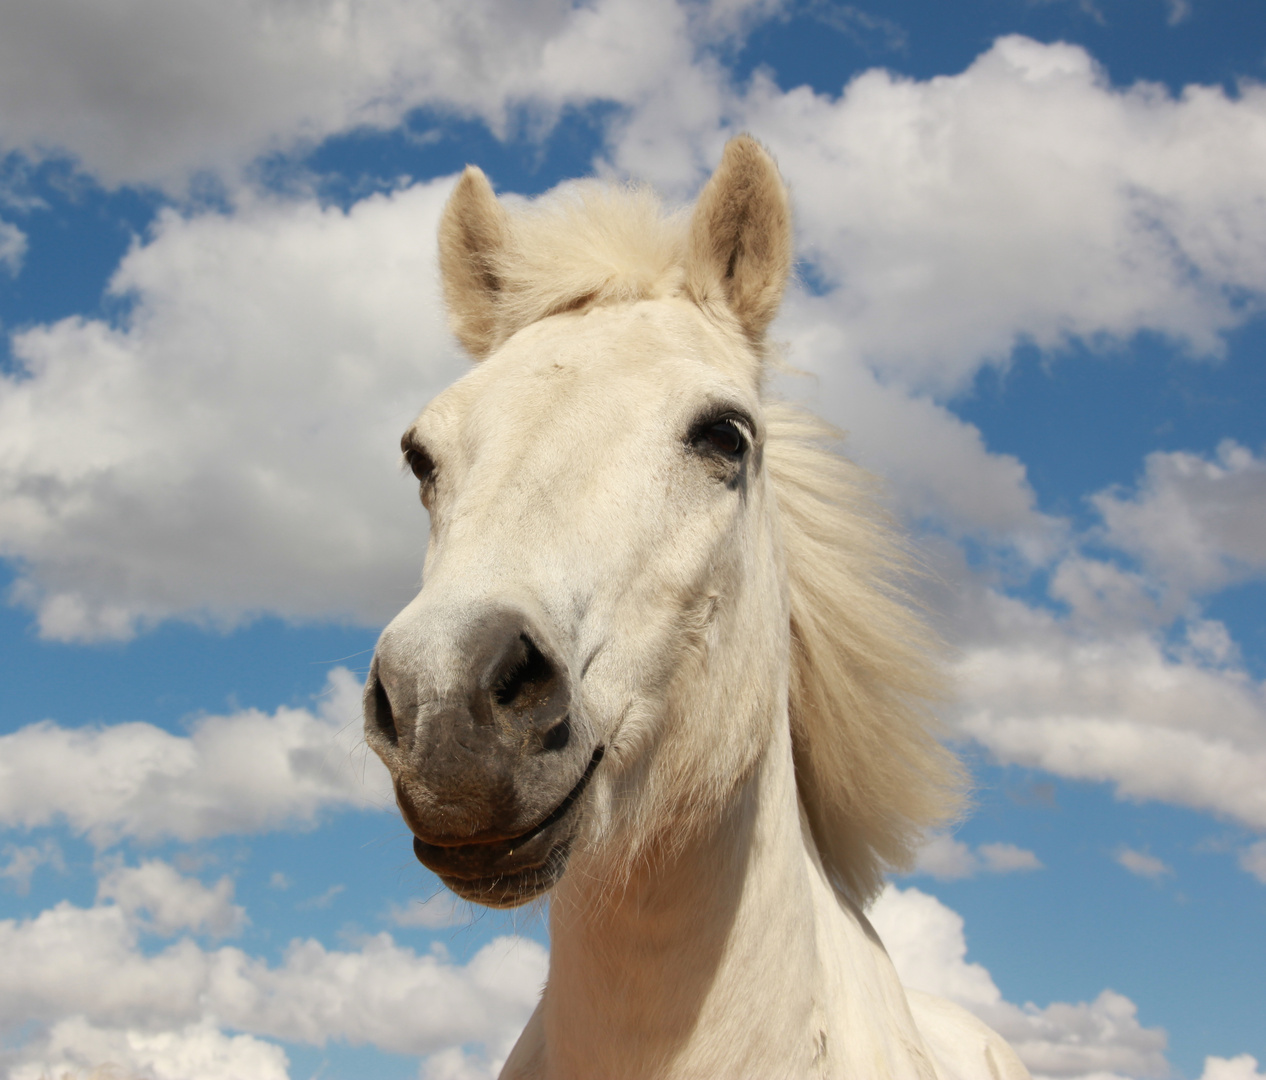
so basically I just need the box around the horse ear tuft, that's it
[686,136,793,343]
[439,166,508,359]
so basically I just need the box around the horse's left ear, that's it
[685,136,793,343]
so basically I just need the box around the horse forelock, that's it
[488,183,693,347]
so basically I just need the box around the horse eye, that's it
[401,441,435,485]
[695,418,747,458]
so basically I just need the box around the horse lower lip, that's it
[414,745,605,856]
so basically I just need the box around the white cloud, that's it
[913,834,980,881]
[421,1043,517,1080]
[8,1017,291,1080]
[216,932,546,1056]
[939,438,1266,841]
[0,838,65,894]
[0,217,25,275]
[0,0,763,190]
[1238,840,1266,885]
[1093,441,1266,604]
[0,894,547,1062]
[1165,0,1192,26]
[954,586,1266,833]
[978,843,1044,874]
[1114,847,1173,881]
[0,667,390,845]
[0,180,467,641]
[869,885,1001,1008]
[1200,1055,1266,1080]
[771,306,1061,553]
[97,860,246,938]
[911,834,1042,880]
[869,885,1170,1080]
[1005,992,1170,1080]
[748,37,1266,396]
[1047,556,1165,635]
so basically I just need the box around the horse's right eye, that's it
[404,447,435,484]
[401,436,437,506]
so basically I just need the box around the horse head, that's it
[363,137,796,907]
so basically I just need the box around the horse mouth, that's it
[411,746,604,907]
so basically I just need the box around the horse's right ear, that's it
[685,136,792,344]
[439,166,509,359]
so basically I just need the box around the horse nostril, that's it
[542,717,571,752]
[371,673,398,746]
[494,634,556,709]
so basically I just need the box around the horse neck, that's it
[538,711,934,1080]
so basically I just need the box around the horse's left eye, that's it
[692,416,749,459]
[706,421,744,455]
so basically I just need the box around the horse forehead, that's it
[508,299,741,369]
[462,300,755,427]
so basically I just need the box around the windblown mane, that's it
[461,182,966,906]
[766,404,965,904]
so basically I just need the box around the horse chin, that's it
[409,745,603,909]
[412,824,575,908]
[432,846,572,908]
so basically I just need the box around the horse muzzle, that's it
[363,601,601,907]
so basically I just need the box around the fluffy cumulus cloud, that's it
[0,0,770,190]
[0,182,463,641]
[870,885,1170,1080]
[0,668,390,845]
[621,35,1266,397]
[1238,840,1266,885]
[0,866,547,1077]
[96,859,246,938]
[9,1017,291,1080]
[938,435,1266,855]
[1199,1057,1266,1080]
[953,586,1266,834]
[911,834,1043,880]
[768,308,1061,553]
[1093,441,1266,606]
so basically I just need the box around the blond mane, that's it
[453,180,966,907]
[766,403,966,903]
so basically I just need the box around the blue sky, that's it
[0,2,1263,1078]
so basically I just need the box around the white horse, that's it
[364,137,1030,1080]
